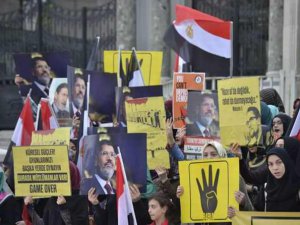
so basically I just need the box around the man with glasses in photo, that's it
[245,106,262,146]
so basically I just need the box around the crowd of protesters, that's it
[1,84,300,225]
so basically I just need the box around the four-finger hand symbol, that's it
[196,164,220,215]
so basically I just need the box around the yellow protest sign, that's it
[13,145,71,197]
[125,96,169,169]
[232,211,300,225]
[31,128,70,146]
[103,50,162,85]
[179,158,239,223]
[217,77,261,146]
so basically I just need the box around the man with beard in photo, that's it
[17,53,52,104]
[70,73,86,117]
[186,92,220,137]
[81,137,116,196]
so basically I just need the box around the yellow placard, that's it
[103,50,162,85]
[217,77,261,146]
[31,128,70,146]
[13,145,71,197]
[179,158,239,223]
[125,96,169,169]
[232,211,300,225]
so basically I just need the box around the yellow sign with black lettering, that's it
[13,145,71,197]
[217,77,261,146]
[179,158,239,223]
[104,50,162,85]
[31,128,70,146]
[232,211,300,225]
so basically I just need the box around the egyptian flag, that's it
[3,96,35,165]
[127,49,144,87]
[116,152,137,225]
[164,4,232,76]
[36,98,59,130]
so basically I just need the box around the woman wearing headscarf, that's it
[267,113,292,149]
[275,137,300,178]
[260,88,285,113]
[255,147,300,211]
[177,141,253,224]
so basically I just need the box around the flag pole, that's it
[132,47,145,85]
[35,101,41,130]
[117,46,122,87]
[117,146,138,225]
[230,21,233,78]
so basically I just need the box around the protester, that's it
[255,147,300,211]
[275,137,300,177]
[267,113,292,148]
[260,88,285,113]
[148,192,175,225]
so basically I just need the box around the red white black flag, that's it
[164,4,232,76]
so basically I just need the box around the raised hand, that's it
[196,164,220,216]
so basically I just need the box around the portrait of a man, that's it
[81,134,116,195]
[186,92,220,137]
[245,106,262,146]
[52,82,70,118]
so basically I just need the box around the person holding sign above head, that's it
[186,92,220,138]
[177,141,253,224]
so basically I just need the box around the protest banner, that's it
[173,72,205,128]
[179,158,239,223]
[31,128,70,146]
[184,136,220,159]
[217,77,261,146]
[125,96,169,169]
[232,211,300,225]
[104,50,162,85]
[13,145,71,197]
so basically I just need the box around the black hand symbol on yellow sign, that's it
[196,164,220,215]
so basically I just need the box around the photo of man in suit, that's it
[186,92,220,137]
[81,134,116,195]
[69,72,86,117]
[17,53,52,104]
[52,82,70,118]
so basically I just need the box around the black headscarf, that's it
[260,88,285,113]
[277,137,300,178]
[265,147,300,211]
[272,113,292,137]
